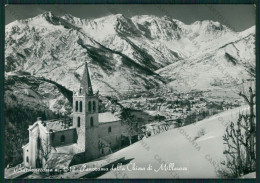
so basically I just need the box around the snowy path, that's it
[100,106,248,178]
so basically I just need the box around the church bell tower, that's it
[73,62,100,161]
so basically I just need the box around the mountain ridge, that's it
[5,12,255,97]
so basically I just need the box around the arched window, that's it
[93,101,96,112]
[80,101,82,112]
[108,126,112,133]
[79,87,82,94]
[88,101,92,112]
[61,135,65,143]
[77,117,80,127]
[75,101,78,112]
[26,156,29,163]
[90,117,94,127]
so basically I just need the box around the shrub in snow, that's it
[217,87,256,178]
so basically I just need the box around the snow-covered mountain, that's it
[5,12,255,97]
[4,13,256,175]
[157,26,255,93]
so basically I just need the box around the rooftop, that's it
[36,113,120,132]
[54,143,80,154]
[45,153,74,169]
[42,119,73,132]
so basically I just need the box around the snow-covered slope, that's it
[100,106,249,178]
[241,172,256,178]
[157,27,255,96]
[5,72,72,114]
[5,12,255,96]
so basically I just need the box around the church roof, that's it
[45,153,74,170]
[44,119,73,132]
[79,62,93,95]
[36,113,120,132]
[98,112,121,124]
[54,143,81,154]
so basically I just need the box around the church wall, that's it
[85,127,100,161]
[73,95,86,152]
[38,123,49,143]
[98,121,122,150]
[37,122,51,168]
[29,125,39,168]
[23,144,30,168]
[73,96,86,122]
[84,101,100,161]
[86,113,98,128]
[73,92,100,160]
[50,129,76,147]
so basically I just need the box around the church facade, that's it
[22,63,123,168]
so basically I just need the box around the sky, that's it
[5,4,255,32]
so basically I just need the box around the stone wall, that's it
[23,144,30,168]
[85,126,100,161]
[98,121,122,150]
[50,129,77,147]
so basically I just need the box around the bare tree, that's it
[122,118,138,145]
[37,136,54,168]
[218,87,256,178]
[239,87,256,163]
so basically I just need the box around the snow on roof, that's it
[45,153,74,169]
[28,119,73,133]
[98,112,120,124]
[44,119,73,132]
[54,143,81,154]
[28,121,39,131]
[22,143,29,149]
[30,113,120,131]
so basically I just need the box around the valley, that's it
[4,11,256,178]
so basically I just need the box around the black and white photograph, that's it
[3,3,257,179]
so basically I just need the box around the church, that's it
[22,63,123,169]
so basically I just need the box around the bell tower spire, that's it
[73,61,100,161]
[79,62,93,96]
